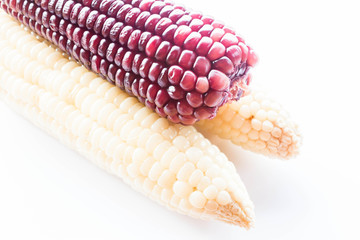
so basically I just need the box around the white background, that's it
[1,0,359,239]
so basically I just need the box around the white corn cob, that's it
[0,12,254,228]
[197,92,302,159]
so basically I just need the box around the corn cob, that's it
[0,0,257,124]
[197,91,301,159]
[0,12,255,228]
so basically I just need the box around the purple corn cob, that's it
[1,0,258,125]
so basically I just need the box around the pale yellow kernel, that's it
[134,176,145,190]
[137,129,152,148]
[176,162,196,181]
[188,169,204,187]
[205,166,220,178]
[169,153,186,173]
[61,61,79,73]
[179,199,192,213]
[143,178,155,194]
[132,148,148,163]
[105,109,122,130]
[133,107,152,122]
[255,140,266,150]
[113,115,131,133]
[123,146,136,165]
[240,120,252,134]
[216,191,232,205]
[153,141,172,160]
[185,147,203,164]
[97,103,117,126]
[248,129,259,140]
[205,200,219,211]
[189,191,206,209]
[173,136,190,152]
[259,131,271,141]
[247,140,257,148]
[196,156,212,172]
[151,118,169,132]
[187,132,200,145]
[173,181,193,198]
[251,118,262,131]
[99,131,114,152]
[268,138,280,147]
[203,185,218,200]
[178,126,195,137]
[250,101,260,115]
[90,127,106,148]
[255,109,267,121]
[239,105,251,118]
[261,99,272,110]
[161,126,178,141]
[161,188,174,203]
[222,108,236,122]
[197,176,211,191]
[140,157,156,176]
[262,120,274,132]
[170,195,181,208]
[120,120,139,141]
[141,113,158,128]
[212,178,226,191]
[271,127,282,138]
[126,126,143,146]
[105,137,121,158]
[230,115,245,129]
[160,147,179,168]
[158,170,176,188]
[89,99,107,119]
[127,163,141,178]
[148,162,164,181]
[145,133,164,153]
[267,110,278,121]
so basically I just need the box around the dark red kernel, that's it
[98,39,110,57]
[204,90,226,107]
[127,29,142,50]
[146,84,160,103]
[158,68,169,88]
[174,25,192,46]
[107,1,123,17]
[226,45,242,65]
[155,41,171,61]
[93,14,107,34]
[161,24,177,41]
[154,17,172,35]
[132,54,144,75]
[101,17,116,37]
[139,0,155,11]
[186,91,203,108]
[178,50,196,69]
[165,45,181,65]
[207,42,226,61]
[118,25,133,45]
[208,70,230,91]
[77,6,91,27]
[195,36,213,56]
[167,85,185,100]
[212,56,235,75]
[89,35,101,54]
[85,10,100,30]
[220,33,239,47]
[148,63,162,82]
[106,43,118,62]
[154,89,170,108]
[168,65,183,85]
[195,77,210,93]
[54,0,65,17]
[138,78,150,98]
[134,11,150,29]
[193,56,211,76]
[144,14,161,32]
[145,36,161,58]
[150,1,166,14]
[99,0,114,13]
[109,22,124,41]
[177,100,193,116]
[164,101,178,116]
[198,24,214,37]
[125,7,141,25]
[122,51,135,71]
[210,28,226,42]
[138,58,152,78]
[180,71,196,91]
[69,3,82,24]
[137,31,152,52]
[194,106,216,120]
[114,47,126,66]
[116,4,132,21]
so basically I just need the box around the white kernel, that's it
[153,141,172,160]
[239,105,251,118]
[120,120,139,141]
[196,156,212,172]
[173,181,193,198]
[132,148,148,163]
[255,109,267,121]
[262,120,274,132]
[216,191,231,205]
[267,110,278,121]
[240,120,252,134]
[173,136,190,152]
[169,153,186,173]
[137,129,152,148]
[259,131,271,141]
[212,178,226,191]
[179,199,192,213]
[230,115,245,129]
[185,147,203,164]
[248,129,259,140]
[127,163,140,178]
[188,169,204,186]
[205,200,219,211]
[271,127,282,138]
[203,185,218,200]
[197,176,211,191]
[145,133,164,153]
[251,118,262,131]
[148,162,164,181]
[158,170,176,188]
[161,188,174,203]
[205,166,220,178]
[250,101,260,115]
[160,147,179,168]
[97,103,116,126]
[176,162,196,181]
[140,157,156,176]
[255,140,266,150]
[170,195,181,208]
[151,118,169,132]
[189,191,206,209]
[143,178,155,194]
[141,113,158,128]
